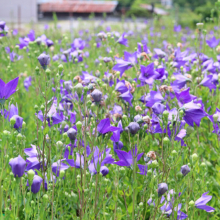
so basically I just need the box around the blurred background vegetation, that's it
[117,0,218,28]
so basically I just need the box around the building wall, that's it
[0,0,37,23]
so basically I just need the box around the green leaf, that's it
[43,126,49,135]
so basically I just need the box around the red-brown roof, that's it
[40,1,118,13]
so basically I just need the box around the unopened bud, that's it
[76,121,82,129]
[213,114,219,123]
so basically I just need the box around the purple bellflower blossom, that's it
[114,146,143,167]
[206,36,220,48]
[113,141,124,152]
[140,91,164,107]
[9,155,26,177]
[31,175,43,194]
[88,147,114,176]
[158,183,168,195]
[37,98,64,127]
[111,120,123,142]
[24,145,39,158]
[119,90,133,106]
[117,33,128,47]
[52,160,69,177]
[152,103,165,115]
[175,88,196,107]
[113,51,138,77]
[137,164,148,175]
[138,63,158,85]
[24,77,32,91]
[195,192,215,212]
[0,77,19,104]
[97,118,119,135]
[199,74,216,90]
[37,53,50,69]
[182,102,207,127]
[154,48,166,59]
[115,79,129,94]
[174,25,181,32]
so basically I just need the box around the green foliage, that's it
[126,0,152,17]
[195,2,218,21]
[173,0,216,11]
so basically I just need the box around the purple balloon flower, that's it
[115,79,129,94]
[199,74,216,90]
[140,91,164,107]
[24,77,32,91]
[0,21,6,30]
[114,146,143,167]
[97,118,119,134]
[180,165,190,176]
[0,77,19,101]
[152,103,165,115]
[31,175,43,194]
[195,192,215,212]
[119,90,133,106]
[174,25,181,33]
[52,160,69,177]
[137,164,148,175]
[117,33,128,47]
[175,88,196,107]
[113,51,138,77]
[37,53,50,68]
[158,183,168,195]
[9,155,26,177]
[182,102,207,127]
[139,63,158,85]
[154,48,166,59]
[46,39,54,47]
[206,36,220,48]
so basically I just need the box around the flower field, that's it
[0,14,220,219]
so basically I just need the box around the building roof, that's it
[141,4,168,15]
[40,1,118,13]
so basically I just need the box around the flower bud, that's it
[27,170,35,183]
[60,170,65,178]
[189,200,195,207]
[127,122,140,135]
[40,105,45,111]
[179,110,184,118]
[17,133,23,140]
[58,64,64,72]
[91,89,102,103]
[74,83,83,95]
[34,105,39,112]
[200,162,206,167]
[10,117,16,124]
[163,110,169,119]
[139,202,143,207]
[38,53,50,69]
[76,121,82,129]
[67,128,77,141]
[186,126,194,134]
[56,141,63,148]
[181,165,190,176]
[192,153,198,162]
[45,68,51,76]
[22,121,26,128]
[43,194,49,202]
[196,23,204,29]
[213,114,219,123]
[163,137,169,144]
[171,150,177,156]
[158,183,168,196]
[151,160,158,168]
[84,86,88,93]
